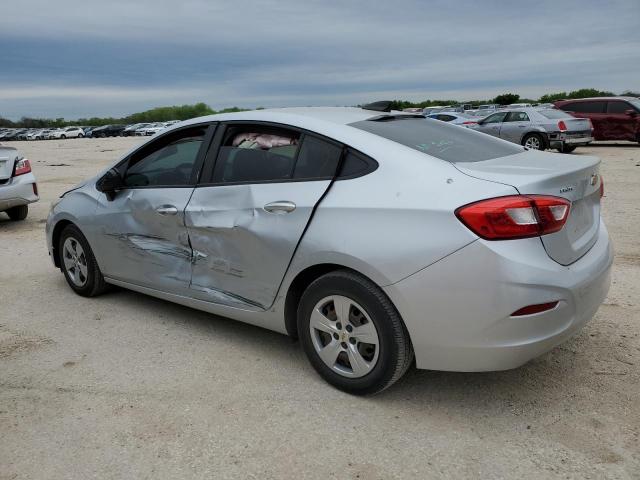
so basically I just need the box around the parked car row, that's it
[423,96,640,152]
[0,120,181,141]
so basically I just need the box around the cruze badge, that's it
[559,186,574,193]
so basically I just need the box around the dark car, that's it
[90,124,126,138]
[555,97,640,142]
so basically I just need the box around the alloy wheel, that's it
[62,237,88,287]
[524,136,541,149]
[309,295,380,378]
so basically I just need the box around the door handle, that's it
[264,201,296,214]
[156,205,178,216]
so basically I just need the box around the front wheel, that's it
[298,270,414,395]
[6,205,28,221]
[61,134,66,139]
[59,224,108,297]
[78,133,84,138]
[522,133,545,150]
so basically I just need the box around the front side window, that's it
[124,127,206,187]
[504,112,530,122]
[482,112,508,124]
[213,125,299,183]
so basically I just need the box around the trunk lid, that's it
[562,117,592,133]
[455,150,601,265]
[0,147,17,181]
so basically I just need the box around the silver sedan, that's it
[471,108,594,152]
[46,105,612,394]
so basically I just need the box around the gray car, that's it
[471,108,593,153]
[46,106,612,394]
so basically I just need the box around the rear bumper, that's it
[384,220,613,371]
[0,173,39,211]
[547,132,593,148]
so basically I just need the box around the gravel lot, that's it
[1,138,639,479]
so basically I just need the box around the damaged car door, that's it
[92,124,212,293]
[185,124,343,310]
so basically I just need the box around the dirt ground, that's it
[1,137,639,479]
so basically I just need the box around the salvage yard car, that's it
[0,146,39,220]
[471,108,593,152]
[46,103,612,395]
[555,96,640,143]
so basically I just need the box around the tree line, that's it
[2,88,638,128]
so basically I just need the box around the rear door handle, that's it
[156,205,178,216]
[264,201,296,214]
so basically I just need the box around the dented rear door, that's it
[185,181,331,310]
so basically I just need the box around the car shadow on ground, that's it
[97,283,590,408]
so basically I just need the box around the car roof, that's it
[557,96,637,102]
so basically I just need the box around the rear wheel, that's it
[78,133,84,138]
[522,133,545,150]
[59,224,108,297]
[298,270,414,395]
[6,205,28,221]
[61,134,66,139]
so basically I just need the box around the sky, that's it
[1,0,639,120]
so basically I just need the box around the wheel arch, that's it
[51,219,75,268]
[283,263,408,342]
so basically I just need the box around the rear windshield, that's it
[350,116,522,162]
[538,109,571,119]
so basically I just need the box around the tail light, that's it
[558,120,567,132]
[13,158,32,176]
[455,195,571,240]
[462,121,478,125]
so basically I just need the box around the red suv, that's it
[555,97,640,142]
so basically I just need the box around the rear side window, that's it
[213,126,299,183]
[350,117,522,163]
[607,101,631,114]
[560,101,606,113]
[293,136,342,179]
[504,112,529,122]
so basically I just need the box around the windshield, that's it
[629,98,640,111]
[538,109,572,119]
[350,117,523,163]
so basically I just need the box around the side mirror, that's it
[96,168,124,200]
[625,109,637,117]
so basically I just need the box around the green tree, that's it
[493,93,520,105]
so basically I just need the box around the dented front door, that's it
[92,187,194,293]
[184,181,331,310]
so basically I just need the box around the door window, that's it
[213,126,300,183]
[561,101,606,113]
[124,127,206,187]
[504,112,530,122]
[293,136,342,179]
[482,112,508,124]
[607,101,632,114]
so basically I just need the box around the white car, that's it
[0,146,39,220]
[142,123,168,136]
[50,127,85,139]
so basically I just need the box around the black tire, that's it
[557,145,576,153]
[78,133,84,138]
[6,205,28,221]
[58,224,108,297]
[61,134,66,139]
[522,133,546,151]
[298,270,414,395]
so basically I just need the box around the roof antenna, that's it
[362,101,393,112]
